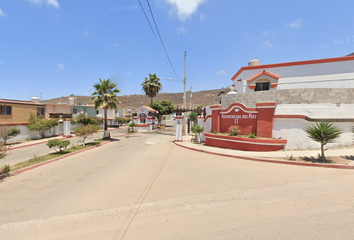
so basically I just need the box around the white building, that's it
[231,56,354,94]
[212,54,354,150]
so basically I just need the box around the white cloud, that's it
[177,26,186,34]
[285,19,302,28]
[56,63,65,70]
[47,0,59,8]
[199,14,204,21]
[260,30,268,37]
[84,28,90,36]
[28,0,59,8]
[261,41,274,48]
[166,0,207,20]
[0,8,6,17]
[217,70,227,75]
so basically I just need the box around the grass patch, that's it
[7,140,107,173]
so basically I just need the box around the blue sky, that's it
[0,0,353,101]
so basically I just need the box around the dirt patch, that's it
[279,155,354,166]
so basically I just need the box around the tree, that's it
[91,78,121,139]
[188,112,198,124]
[0,143,10,160]
[142,73,162,107]
[74,124,100,146]
[47,139,70,153]
[73,114,102,126]
[0,126,21,144]
[27,113,58,138]
[149,100,174,124]
[306,122,342,160]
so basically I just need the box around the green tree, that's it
[74,114,102,126]
[47,139,70,153]
[27,114,58,138]
[142,73,162,107]
[188,112,198,124]
[149,100,174,124]
[74,124,100,146]
[306,122,342,160]
[0,126,21,144]
[91,78,121,139]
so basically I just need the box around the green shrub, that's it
[191,125,204,143]
[0,126,21,144]
[27,113,58,138]
[74,124,100,146]
[74,114,102,126]
[47,139,70,153]
[248,133,257,138]
[213,130,217,134]
[0,143,10,160]
[306,121,342,160]
[228,125,241,136]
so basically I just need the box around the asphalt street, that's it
[1,121,354,240]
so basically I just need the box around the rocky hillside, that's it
[42,88,229,109]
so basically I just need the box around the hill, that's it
[42,88,229,109]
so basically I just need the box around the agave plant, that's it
[305,122,342,160]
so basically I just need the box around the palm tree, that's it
[91,78,121,139]
[305,122,342,160]
[142,73,162,107]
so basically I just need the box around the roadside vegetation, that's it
[0,140,107,175]
[91,78,121,139]
[305,121,342,161]
[0,126,21,144]
[27,113,58,138]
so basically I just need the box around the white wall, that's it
[273,119,353,150]
[233,59,354,93]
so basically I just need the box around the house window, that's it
[73,109,77,114]
[37,107,45,116]
[0,106,12,115]
[255,82,270,91]
[97,110,99,114]
[139,113,147,124]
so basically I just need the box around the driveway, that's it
[1,123,354,240]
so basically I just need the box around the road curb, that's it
[0,141,112,180]
[173,141,354,170]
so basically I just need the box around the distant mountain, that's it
[42,88,230,109]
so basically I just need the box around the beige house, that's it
[0,99,46,125]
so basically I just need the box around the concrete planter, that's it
[205,132,287,151]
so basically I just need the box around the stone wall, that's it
[221,88,354,108]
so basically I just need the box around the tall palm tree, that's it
[142,73,162,107]
[305,121,342,160]
[91,78,121,139]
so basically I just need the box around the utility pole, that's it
[189,86,192,109]
[183,51,187,135]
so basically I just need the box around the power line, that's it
[137,0,155,35]
[173,0,185,51]
[145,0,181,80]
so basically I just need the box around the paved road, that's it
[1,122,354,240]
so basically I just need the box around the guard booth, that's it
[133,106,157,131]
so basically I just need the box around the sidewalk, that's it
[1,127,124,166]
[174,135,354,169]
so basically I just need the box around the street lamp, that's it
[167,51,187,135]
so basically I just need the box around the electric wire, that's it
[137,0,155,34]
[145,0,181,80]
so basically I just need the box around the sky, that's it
[0,0,353,101]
